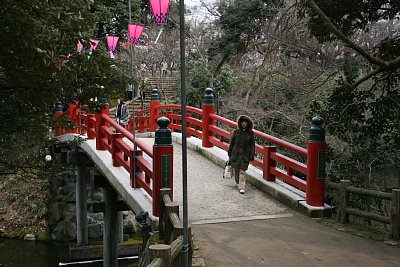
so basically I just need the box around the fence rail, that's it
[140,188,193,267]
[328,180,400,240]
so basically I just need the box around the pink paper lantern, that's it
[149,0,171,25]
[128,24,144,44]
[89,39,100,52]
[106,36,119,59]
[77,40,83,52]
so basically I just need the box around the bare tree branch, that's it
[307,0,400,69]
[199,0,221,18]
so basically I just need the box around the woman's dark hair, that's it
[119,98,125,104]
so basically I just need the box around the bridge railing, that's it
[55,99,172,217]
[55,87,326,207]
[128,88,326,207]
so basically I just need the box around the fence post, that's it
[54,101,64,136]
[165,202,179,244]
[202,88,215,148]
[337,180,351,224]
[149,244,171,267]
[95,96,110,150]
[390,189,400,240]
[152,117,173,217]
[306,116,326,206]
[159,188,172,241]
[150,88,161,132]
[263,146,276,181]
[111,133,122,167]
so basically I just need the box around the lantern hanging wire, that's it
[149,0,171,44]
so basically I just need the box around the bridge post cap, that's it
[151,88,159,101]
[156,116,170,128]
[155,117,172,146]
[55,101,64,112]
[309,115,325,142]
[203,88,214,104]
[311,116,324,126]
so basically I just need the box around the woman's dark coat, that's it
[228,115,256,171]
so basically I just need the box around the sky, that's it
[185,0,217,23]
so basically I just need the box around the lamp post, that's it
[179,0,189,266]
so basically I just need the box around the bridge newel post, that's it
[153,117,173,217]
[95,96,110,150]
[202,88,215,148]
[67,101,78,134]
[150,88,161,132]
[306,116,326,207]
[54,101,64,136]
[263,146,277,181]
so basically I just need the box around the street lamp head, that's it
[213,80,221,89]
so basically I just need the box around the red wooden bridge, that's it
[55,88,328,218]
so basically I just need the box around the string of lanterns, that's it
[63,0,170,61]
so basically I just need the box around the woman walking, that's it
[115,98,130,128]
[228,115,255,194]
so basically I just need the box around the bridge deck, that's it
[139,136,291,224]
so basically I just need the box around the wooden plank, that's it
[347,186,392,200]
[346,208,390,224]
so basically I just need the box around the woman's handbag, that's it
[223,160,233,179]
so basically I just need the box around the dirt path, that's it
[193,213,400,267]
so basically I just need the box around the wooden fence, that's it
[141,188,193,267]
[327,180,400,240]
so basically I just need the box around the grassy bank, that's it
[0,171,49,239]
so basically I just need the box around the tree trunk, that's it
[214,54,230,77]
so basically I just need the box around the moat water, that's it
[0,238,137,267]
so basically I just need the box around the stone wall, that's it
[49,170,139,242]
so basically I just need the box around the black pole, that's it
[179,0,189,266]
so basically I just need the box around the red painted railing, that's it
[55,102,168,216]
[127,95,325,207]
[55,89,326,208]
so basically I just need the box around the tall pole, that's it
[128,0,137,189]
[129,0,134,79]
[179,0,189,266]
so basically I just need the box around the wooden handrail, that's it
[333,180,400,240]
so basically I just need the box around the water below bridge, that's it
[0,238,137,267]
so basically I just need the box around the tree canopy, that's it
[0,0,141,176]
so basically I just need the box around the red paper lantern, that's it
[149,0,171,25]
[128,24,144,45]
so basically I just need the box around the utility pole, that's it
[179,0,189,266]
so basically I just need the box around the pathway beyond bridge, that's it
[140,137,400,267]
